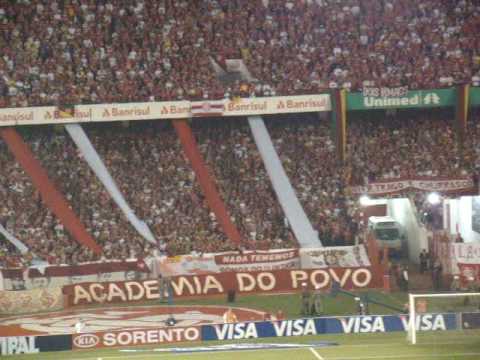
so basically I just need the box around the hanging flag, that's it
[190,101,224,117]
[455,84,470,139]
[331,89,347,163]
[0,128,103,254]
[173,119,243,246]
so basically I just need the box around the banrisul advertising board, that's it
[347,88,455,110]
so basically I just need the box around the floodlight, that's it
[359,195,371,206]
[427,192,441,205]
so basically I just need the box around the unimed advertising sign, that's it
[65,268,377,306]
[72,327,201,349]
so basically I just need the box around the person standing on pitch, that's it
[311,285,324,315]
[223,308,238,323]
[301,282,311,316]
[75,318,85,334]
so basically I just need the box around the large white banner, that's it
[157,249,301,276]
[249,116,321,248]
[0,95,331,127]
[299,245,370,268]
[65,124,155,243]
[156,246,371,277]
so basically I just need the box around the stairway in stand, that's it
[390,262,434,292]
[409,270,434,291]
[406,263,434,291]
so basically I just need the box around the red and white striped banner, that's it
[190,101,224,117]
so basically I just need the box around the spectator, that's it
[223,307,238,323]
[0,0,479,107]
[419,249,428,274]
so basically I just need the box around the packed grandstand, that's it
[0,0,479,106]
[0,0,479,270]
[1,2,480,359]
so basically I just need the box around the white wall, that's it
[387,198,428,263]
[445,196,480,243]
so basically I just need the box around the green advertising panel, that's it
[347,88,456,110]
[471,87,480,106]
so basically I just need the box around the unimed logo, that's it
[73,334,99,348]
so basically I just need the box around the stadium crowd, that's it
[0,120,297,266]
[0,0,480,267]
[0,0,479,107]
[194,118,294,249]
[0,123,238,266]
[348,111,473,184]
[1,109,478,266]
[267,115,357,247]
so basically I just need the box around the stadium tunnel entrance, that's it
[360,194,480,264]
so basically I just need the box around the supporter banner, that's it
[349,177,474,196]
[453,243,480,265]
[347,88,455,110]
[0,259,150,291]
[0,95,330,127]
[0,335,71,355]
[299,246,370,268]
[0,247,369,290]
[72,326,201,349]
[201,313,455,341]
[0,287,63,315]
[157,250,298,277]
[191,101,224,117]
[157,246,369,277]
[458,263,480,281]
[64,267,378,306]
[435,242,480,275]
[213,249,300,273]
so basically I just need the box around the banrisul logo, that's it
[363,92,441,108]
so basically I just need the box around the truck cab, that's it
[368,216,405,254]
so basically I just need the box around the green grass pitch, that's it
[4,291,480,359]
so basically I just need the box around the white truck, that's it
[368,216,406,255]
